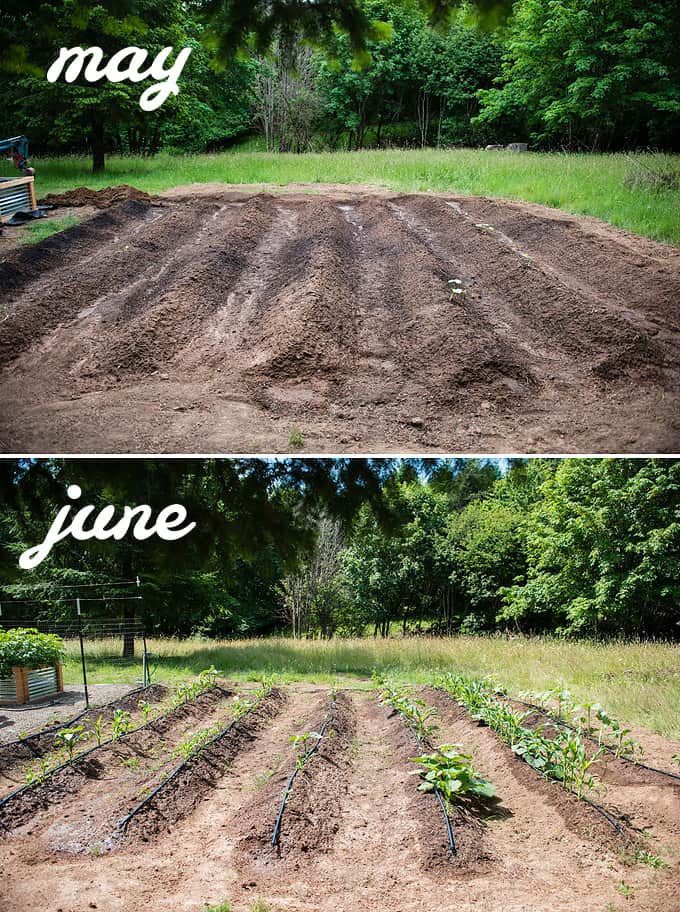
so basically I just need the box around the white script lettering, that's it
[19,485,196,570]
[46,46,193,111]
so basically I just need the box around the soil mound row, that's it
[123,687,287,843]
[425,688,632,855]
[0,685,231,836]
[1,190,678,452]
[381,698,494,873]
[236,691,355,864]
[0,684,168,782]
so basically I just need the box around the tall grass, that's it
[31,149,680,245]
[62,635,680,738]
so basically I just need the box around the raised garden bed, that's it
[0,663,64,706]
[0,629,65,705]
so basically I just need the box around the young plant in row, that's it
[410,744,496,814]
[377,680,441,744]
[290,730,323,770]
[54,725,89,763]
[173,720,224,761]
[517,687,642,760]
[436,673,606,802]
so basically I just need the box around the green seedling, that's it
[121,756,140,771]
[288,428,304,449]
[174,721,223,760]
[437,673,606,801]
[290,730,322,769]
[85,714,106,747]
[198,666,220,692]
[138,700,152,725]
[55,725,88,763]
[111,709,133,741]
[618,881,635,898]
[411,744,496,814]
[25,757,51,786]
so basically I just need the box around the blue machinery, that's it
[0,134,45,224]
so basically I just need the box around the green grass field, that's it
[62,635,680,738]
[31,149,680,245]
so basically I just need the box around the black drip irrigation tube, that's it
[0,684,227,812]
[403,720,457,856]
[435,688,624,835]
[271,699,336,849]
[380,696,456,855]
[509,696,680,783]
[118,689,265,835]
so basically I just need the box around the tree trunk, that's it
[92,117,105,174]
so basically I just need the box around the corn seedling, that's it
[55,725,88,763]
[377,680,441,743]
[25,757,51,786]
[111,709,133,741]
[138,700,152,725]
[85,714,106,747]
[410,744,496,814]
[173,721,223,760]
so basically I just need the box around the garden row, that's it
[2,674,676,873]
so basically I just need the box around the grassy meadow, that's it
[62,635,680,738]
[31,148,680,246]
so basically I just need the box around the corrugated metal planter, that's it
[0,175,39,222]
[0,663,64,705]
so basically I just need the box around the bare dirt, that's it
[0,682,679,912]
[0,185,678,453]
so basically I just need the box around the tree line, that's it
[1,0,677,172]
[0,458,678,642]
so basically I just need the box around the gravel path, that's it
[0,683,139,743]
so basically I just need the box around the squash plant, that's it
[410,744,496,813]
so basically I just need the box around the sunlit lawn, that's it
[62,634,680,738]
[29,148,680,245]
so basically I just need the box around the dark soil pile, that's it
[39,185,155,208]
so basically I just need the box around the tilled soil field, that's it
[0,682,678,912]
[0,185,678,453]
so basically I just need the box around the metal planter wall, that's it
[0,664,63,705]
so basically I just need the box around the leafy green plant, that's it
[378,682,441,742]
[437,673,606,801]
[0,628,64,677]
[121,756,140,771]
[198,666,220,691]
[173,721,223,760]
[290,731,322,769]
[410,744,496,813]
[138,700,152,725]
